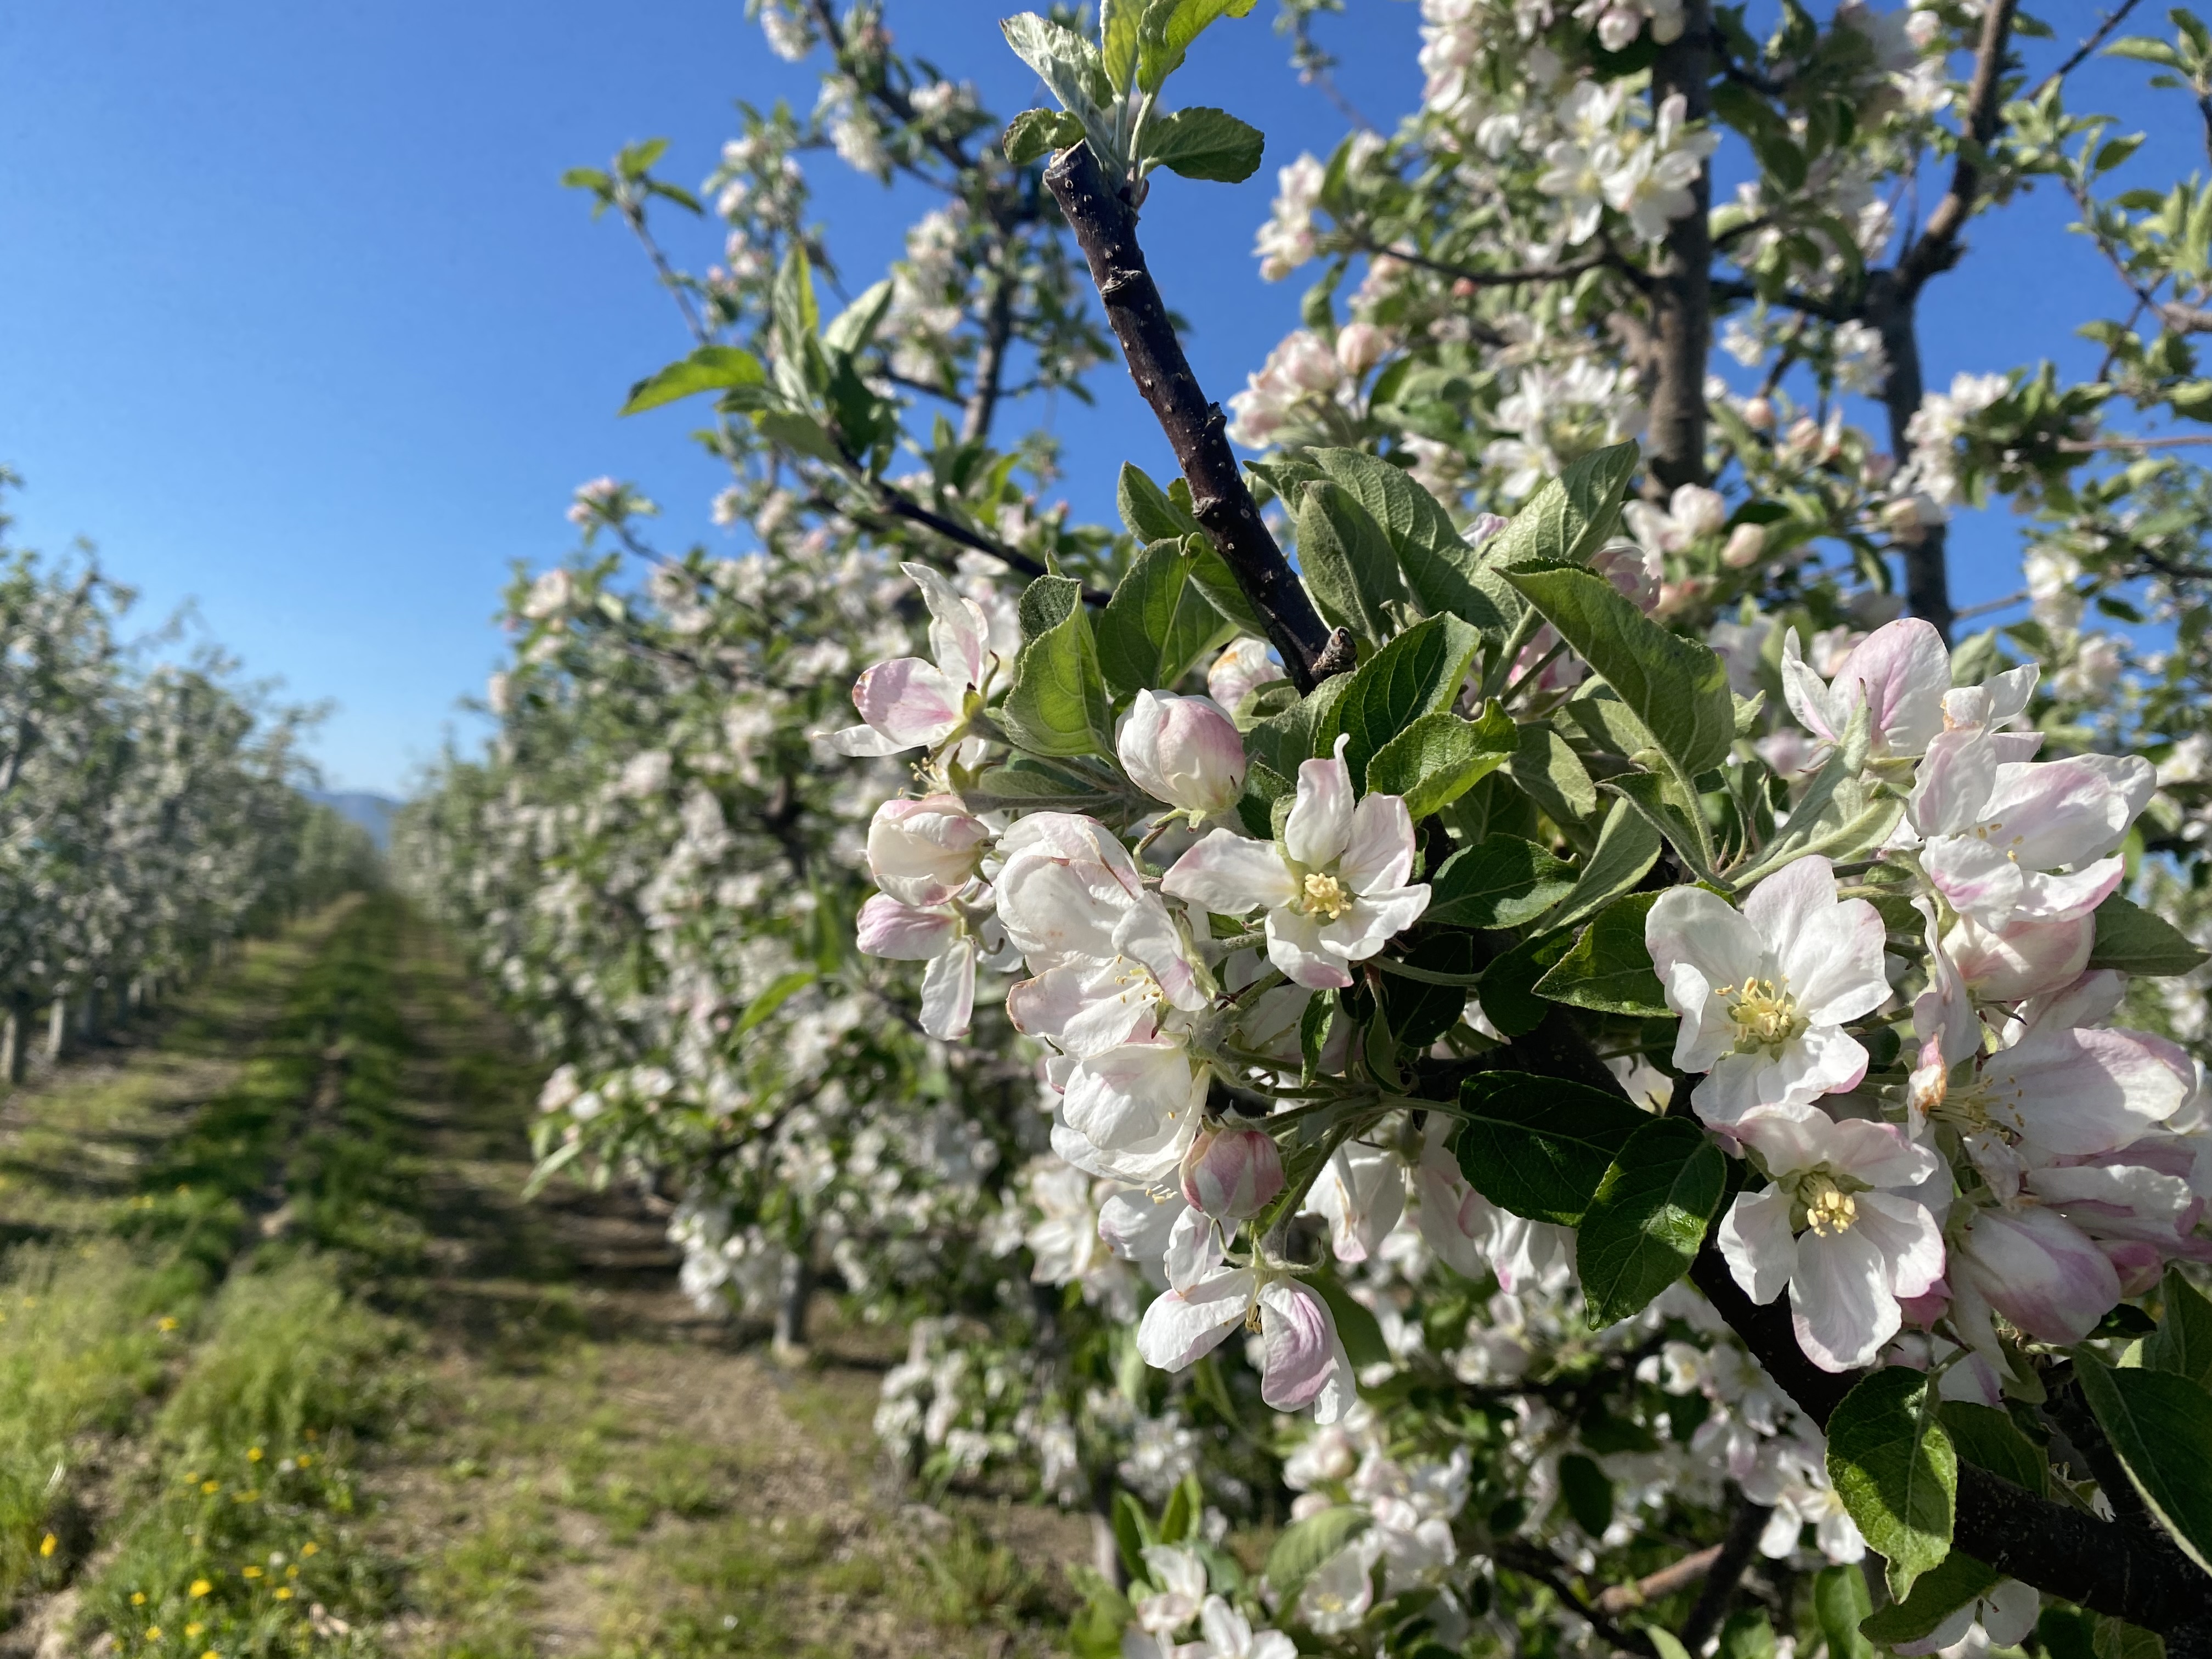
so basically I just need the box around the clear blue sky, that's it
[0,2,2189,795]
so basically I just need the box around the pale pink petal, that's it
[1257,1280,1353,1413]
[1791,1228,1898,1370]
[1317,885,1430,964]
[1780,628,1841,743]
[1854,1190,1947,1299]
[1099,1191,1188,1262]
[827,722,913,757]
[1910,729,1999,838]
[919,939,977,1039]
[900,561,989,689]
[1164,1205,1224,1292]
[851,656,967,748]
[1979,1581,2042,1649]
[1137,1267,1255,1370]
[2016,857,2125,923]
[856,894,955,960]
[1922,834,2025,925]
[1415,1143,1495,1278]
[1267,907,1351,990]
[1731,1103,1839,1175]
[1718,1189,1797,1304]
[1820,1118,1942,1190]
[1163,831,1299,917]
[1284,737,1355,868]
[1945,912,2094,1001]
[1340,792,1417,894]
[1062,1041,1207,1154]
[1981,753,2153,872]
[1776,896,1888,1026]
[1647,887,1764,1004]
[1836,617,1951,757]
[1982,1026,2193,1155]
[1955,1205,2119,1344]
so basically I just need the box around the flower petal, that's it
[1340,791,1416,894]
[1718,1188,1797,1305]
[1284,736,1355,868]
[1137,1267,1255,1371]
[1267,907,1351,990]
[1163,831,1298,917]
[1790,1227,1899,1371]
[919,939,976,1040]
[855,894,955,960]
[851,657,966,748]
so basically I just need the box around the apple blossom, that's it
[865,794,990,905]
[1718,1107,1946,1370]
[828,563,994,756]
[1163,736,1431,991]
[1118,691,1248,819]
[1180,1123,1285,1222]
[1205,636,1280,711]
[1646,854,1889,1129]
[1891,1579,2039,1658]
[1138,1263,1357,1421]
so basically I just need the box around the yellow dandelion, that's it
[241,1566,262,1580]
[131,1593,146,1606]
[246,1447,263,1463]
[144,1627,161,1641]
[200,1480,220,1494]
[184,1622,203,1637]
[202,1650,219,1659]
[37,1534,55,1559]
[189,1578,211,1598]
[300,1542,318,1557]
[295,1453,312,1468]
[273,1587,294,1601]
[157,1316,179,1333]
[285,1565,298,1578]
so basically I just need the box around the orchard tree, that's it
[409,2,2212,1654]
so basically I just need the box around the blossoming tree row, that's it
[0,476,377,1081]
[404,2,2212,1654]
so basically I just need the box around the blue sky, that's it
[0,2,2194,794]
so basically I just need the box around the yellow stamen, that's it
[1804,1180,1858,1236]
[1727,977,1800,1048]
[1301,871,1351,921]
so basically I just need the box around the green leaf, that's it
[2075,1352,2212,1573]
[1158,1471,1202,1544]
[1577,1117,1725,1327]
[1002,13,1116,162]
[1534,891,1668,1017]
[772,244,819,357]
[1504,562,1736,778]
[1558,1453,1613,1534]
[1484,442,1639,568]
[1096,539,1235,698]
[1309,448,1511,633]
[1454,1071,1650,1226]
[1263,1505,1369,1603]
[1119,460,1202,540]
[1859,1551,2001,1646]
[1101,0,1143,89]
[2106,35,2184,65]
[1134,0,1258,95]
[735,969,817,1036]
[1504,721,1599,826]
[1297,481,1406,645]
[1312,1269,1390,1368]
[1647,1634,1693,1659]
[1003,575,1116,758]
[1112,1489,1154,1581]
[1319,615,1482,789]
[1475,929,1575,1038]
[1717,1611,1775,1659]
[753,408,844,465]
[1142,106,1265,183]
[2147,1266,2212,1389]
[1364,704,1516,819]
[823,278,897,357]
[1733,705,1901,884]
[1003,106,1085,163]
[1374,932,1481,1049]
[1536,798,1660,932]
[621,346,768,415]
[2089,893,2209,977]
[1938,1401,2047,1497]
[1427,834,1578,929]
[1825,1367,1957,1600]
[1811,1565,1875,1659]
[1605,769,1724,889]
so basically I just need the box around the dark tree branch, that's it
[962,249,1019,444]
[1045,141,1335,690]
[1647,0,1716,493]
[2029,0,2150,103]
[1898,0,2021,298]
[1590,1540,1726,1618]
[1498,1544,1660,1658]
[1678,1488,1773,1652]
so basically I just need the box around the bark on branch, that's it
[1646,0,1716,493]
[1044,142,1338,692]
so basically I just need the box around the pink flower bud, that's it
[1335,322,1389,379]
[1118,690,1248,815]
[1180,1124,1285,1221]
[1741,395,1775,431]
[866,794,990,905]
[1722,523,1767,569]
[1280,330,1344,394]
[1206,637,1281,712]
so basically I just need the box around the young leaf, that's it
[1003,575,1116,758]
[1101,0,1143,90]
[1364,706,1516,819]
[1825,1367,1957,1600]
[1263,1505,1369,1603]
[1002,13,1116,160]
[1142,106,1265,182]
[1483,442,1639,568]
[1310,447,1513,633]
[1533,891,1668,1016]
[1243,675,1351,777]
[822,278,897,356]
[1577,1117,1724,1327]
[1096,539,1235,698]
[2075,1352,2212,1573]
[1135,0,1259,95]
[1003,107,1085,163]
[1505,721,1600,826]
[1427,834,1578,929]
[2088,893,2210,977]
[1454,1071,1650,1225]
[1319,614,1482,789]
[1535,798,1660,932]
[2146,1266,2212,1389]
[1858,1553,2002,1646]
[620,346,768,415]
[1606,769,1725,889]
[1811,1565,1875,1659]
[1937,1401,2047,1497]
[1503,561,1736,780]
[735,969,817,1035]
[1297,480,1406,644]
[772,244,819,358]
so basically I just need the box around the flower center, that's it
[1724,978,1802,1049]
[1301,871,1352,921]
[1802,1177,1858,1236]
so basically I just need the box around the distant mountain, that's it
[306,788,400,850]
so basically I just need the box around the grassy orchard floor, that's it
[0,895,1086,1658]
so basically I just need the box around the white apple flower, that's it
[1138,1262,1357,1421]
[1118,691,1248,819]
[1645,854,1890,1130]
[865,794,990,905]
[828,563,994,756]
[1951,1201,2123,1347]
[1780,617,2010,760]
[1190,1595,1296,1659]
[1891,1579,2039,1658]
[1163,736,1430,991]
[1904,731,2154,928]
[1718,1106,1946,1371]
[1304,1143,1408,1264]
[1206,637,1281,711]
[855,894,984,1040]
[1133,1544,1209,1635]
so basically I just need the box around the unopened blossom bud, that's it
[1669,484,1728,540]
[1335,322,1389,379]
[1207,637,1280,712]
[866,795,990,905]
[1118,691,1248,816]
[1180,1124,1286,1221]
[1721,522,1767,569]
[1741,395,1775,431]
[1280,330,1344,394]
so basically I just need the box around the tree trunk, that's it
[46,995,69,1063]
[1646,0,1714,493]
[2,1000,23,1086]
[772,1241,814,1358]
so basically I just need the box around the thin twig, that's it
[2029,0,2151,103]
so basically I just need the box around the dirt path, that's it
[0,899,1080,1659]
